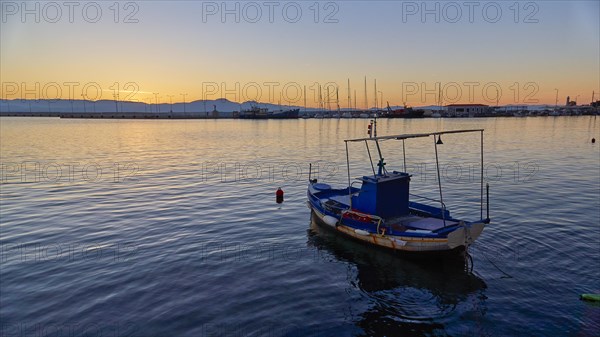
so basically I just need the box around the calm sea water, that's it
[1,117,599,336]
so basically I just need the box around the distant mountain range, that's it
[0,98,558,116]
[0,98,304,116]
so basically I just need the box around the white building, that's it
[446,104,489,117]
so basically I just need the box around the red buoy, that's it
[276,187,284,204]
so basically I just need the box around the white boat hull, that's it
[310,205,484,253]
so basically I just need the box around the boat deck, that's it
[314,189,458,232]
[390,216,459,232]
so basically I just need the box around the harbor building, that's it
[445,104,489,117]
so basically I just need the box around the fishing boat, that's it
[384,103,425,119]
[307,127,490,255]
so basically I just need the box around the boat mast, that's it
[347,79,351,111]
[371,115,385,175]
[438,85,443,112]
[364,76,368,111]
[303,86,307,115]
[374,79,378,111]
[374,139,385,175]
[318,85,322,112]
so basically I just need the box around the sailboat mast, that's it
[319,85,322,111]
[374,79,378,110]
[438,85,443,111]
[303,85,307,115]
[364,76,368,111]
[347,79,351,110]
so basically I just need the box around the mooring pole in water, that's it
[309,163,312,182]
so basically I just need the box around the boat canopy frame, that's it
[343,129,487,226]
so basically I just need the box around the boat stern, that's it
[447,221,486,249]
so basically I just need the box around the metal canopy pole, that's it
[345,141,351,197]
[402,139,407,172]
[345,128,484,143]
[480,130,484,219]
[434,135,446,227]
[365,140,377,178]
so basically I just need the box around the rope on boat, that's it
[480,247,514,279]
[462,222,474,274]
[464,250,474,274]
[460,221,513,278]
[376,219,385,237]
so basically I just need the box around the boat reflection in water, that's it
[307,215,488,336]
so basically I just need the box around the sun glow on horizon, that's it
[1,1,598,107]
